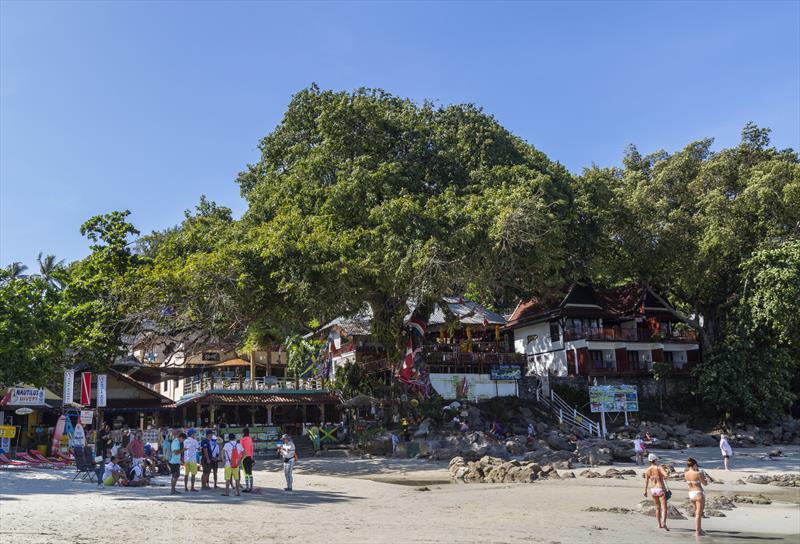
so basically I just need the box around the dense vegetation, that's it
[2,86,798,420]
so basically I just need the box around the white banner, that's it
[62,370,74,406]
[96,374,107,408]
[79,410,94,425]
[8,387,45,406]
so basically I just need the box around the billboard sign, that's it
[490,364,522,381]
[590,384,638,413]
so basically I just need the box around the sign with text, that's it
[63,370,74,405]
[490,364,522,381]
[79,410,94,425]
[0,425,17,439]
[590,384,639,413]
[96,374,107,408]
[8,387,45,406]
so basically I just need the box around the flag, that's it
[96,374,107,408]
[408,317,427,340]
[80,372,92,405]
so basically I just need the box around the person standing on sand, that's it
[200,429,214,490]
[183,429,200,492]
[169,432,185,495]
[643,453,670,531]
[240,428,255,492]
[719,434,733,471]
[684,457,708,536]
[633,435,646,465]
[278,434,296,491]
[222,433,243,497]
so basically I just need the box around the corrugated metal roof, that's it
[177,391,340,406]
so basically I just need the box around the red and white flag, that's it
[80,372,92,405]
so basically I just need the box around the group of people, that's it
[95,426,298,496]
[640,434,736,536]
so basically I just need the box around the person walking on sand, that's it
[169,432,185,495]
[278,434,296,491]
[719,434,733,471]
[222,433,244,497]
[183,429,200,492]
[643,453,670,531]
[240,428,255,492]
[684,457,708,536]
[633,434,646,465]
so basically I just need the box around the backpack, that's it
[227,443,241,468]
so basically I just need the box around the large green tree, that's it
[581,124,800,352]
[236,85,573,354]
[0,269,67,386]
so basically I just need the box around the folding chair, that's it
[16,452,55,468]
[28,450,67,468]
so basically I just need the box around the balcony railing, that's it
[564,327,697,343]
[183,376,324,396]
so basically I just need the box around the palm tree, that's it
[7,262,28,278]
[36,252,65,289]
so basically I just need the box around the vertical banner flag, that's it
[63,370,74,406]
[80,372,92,406]
[97,374,107,408]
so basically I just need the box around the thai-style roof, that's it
[506,283,680,329]
[175,391,340,407]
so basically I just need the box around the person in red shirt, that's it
[239,427,255,492]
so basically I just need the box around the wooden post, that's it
[210,405,216,425]
[250,350,255,389]
[267,406,273,425]
[319,403,326,425]
[196,403,201,426]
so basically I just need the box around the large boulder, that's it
[637,500,686,520]
[545,432,573,452]
[682,433,717,448]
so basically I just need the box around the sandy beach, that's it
[1,446,798,544]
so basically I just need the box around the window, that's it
[663,351,674,364]
[627,350,641,370]
[526,334,539,345]
[549,322,560,342]
[589,350,605,369]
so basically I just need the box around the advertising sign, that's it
[490,364,522,381]
[8,387,45,406]
[79,410,94,425]
[96,374,107,408]
[80,372,92,405]
[143,428,161,445]
[0,425,17,439]
[63,370,74,405]
[590,384,639,413]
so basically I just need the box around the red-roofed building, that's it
[505,283,700,377]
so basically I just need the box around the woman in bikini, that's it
[643,453,669,530]
[684,457,708,536]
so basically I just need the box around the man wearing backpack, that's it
[222,433,244,497]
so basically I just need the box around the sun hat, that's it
[647,453,659,462]
[281,434,290,440]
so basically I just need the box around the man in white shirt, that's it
[278,434,296,491]
[719,434,733,471]
[222,433,244,497]
[102,456,125,487]
[183,428,200,492]
[127,460,150,487]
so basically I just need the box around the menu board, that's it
[223,425,281,453]
[590,385,638,413]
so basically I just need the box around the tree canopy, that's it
[2,86,798,420]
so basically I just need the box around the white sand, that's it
[1,446,798,544]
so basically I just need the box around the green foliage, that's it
[237,85,572,356]
[0,270,67,386]
[331,360,381,399]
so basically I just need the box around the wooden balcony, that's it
[564,327,697,343]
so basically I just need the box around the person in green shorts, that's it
[183,428,200,492]
[222,433,244,497]
[102,456,126,486]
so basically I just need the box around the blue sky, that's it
[2,1,798,267]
